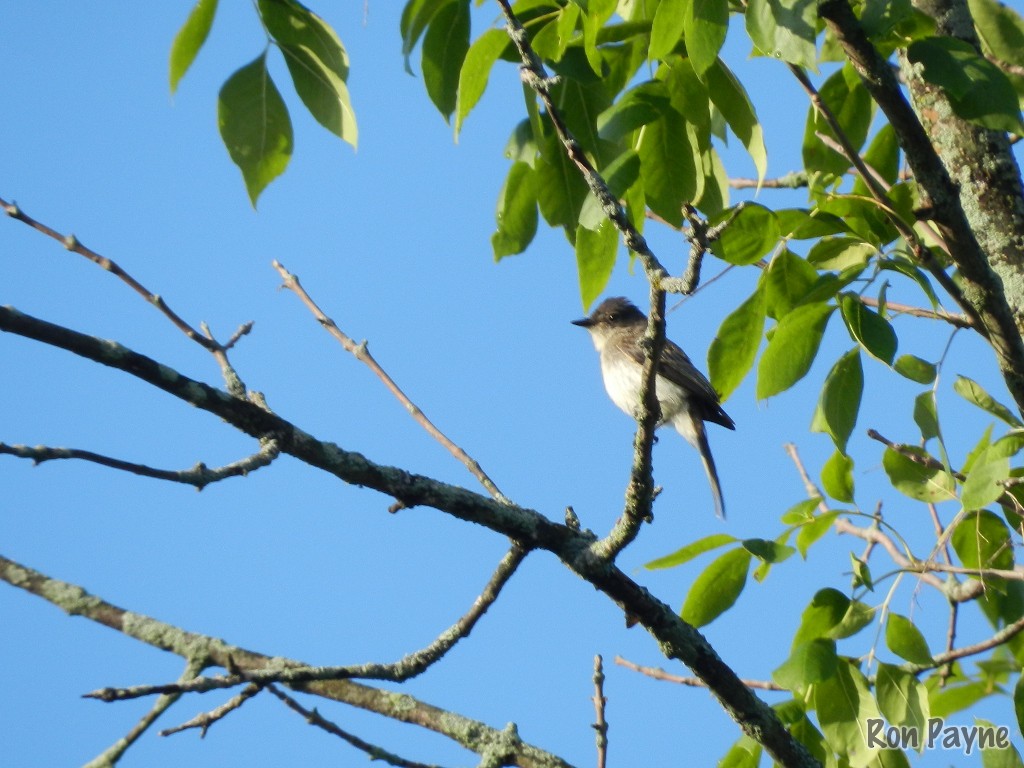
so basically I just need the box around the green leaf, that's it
[764,249,817,319]
[756,302,834,399]
[575,220,619,309]
[814,660,884,768]
[680,548,751,627]
[969,0,1024,72]
[773,639,838,690]
[745,0,817,69]
[951,509,1014,572]
[596,80,670,141]
[422,0,471,121]
[278,44,358,147]
[953,376,1024,428]
[793,588,852,644]
[894,355,936,384]
[929,681,991,718]
[961,444,1011,511]
[811,347,863,453]
[807,237,876,271]
[1015,674,1024,742]
[709,203,779,265]
[218,54,293,206]
[876,663,929,734]
[822,450,854,502]
[775,208,849,239]
[649,0,686,59]
[492,161,538,259]
[456,29,510,135]
[907,37,1024,132]
[839,293,897,365]
[708,284,766,401]
[913,390,940,441]
[685,0,729,76]
[718,736,763,768]
[400,0,454,72]
[882,446,956,503]
[850,552,873,590]
[645,532,738,569]
[536,131,589,230]
[795,510,839,558]
[781,496,824,524]
[742,537,795,563]
[803,67,873,176]
[977,719,1023,768]
[169,0,218,93]
[704,60,767,187]
[885,613,933,664]
[636,107,699,226]
[260,0,350,80]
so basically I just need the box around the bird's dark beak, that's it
[571,317,593,328]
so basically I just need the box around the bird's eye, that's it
[605,312,617,322]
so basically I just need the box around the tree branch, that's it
[817,0,1024,415]
[0,302,820,768]
[0,551,572,768]
[0,439,279,489]
[273,259,510,504]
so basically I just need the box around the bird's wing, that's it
[621,337,735,430]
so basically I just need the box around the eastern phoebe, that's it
[572,297,735,517]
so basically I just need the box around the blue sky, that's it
[2,3,1021,766]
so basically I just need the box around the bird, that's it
[572,296,735,517]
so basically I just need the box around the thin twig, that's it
[0,439,279,490]
[859,296,971,329]
[272,260,510,505]
[160,683,262,737]
[268,685,440,768]
[592,655,608,768]
[615,656,784,691]
[1,196,215,350]
[83,657,205,768]
[0,196,254,395]
[87,544,529,700]
[495,0,667,548]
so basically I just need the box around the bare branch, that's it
[615,657,784,691]
[267,685,441,768]
[592,655,608,768]
[272,260,510,505]
[83,658,204,768]
[0,303,818,767]
[0,552,572,768]
[0,439,279,489]
[160,683,262,737]
[1,196,215,351]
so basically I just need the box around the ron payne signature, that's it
[865,718,1013,755]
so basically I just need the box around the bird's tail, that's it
[695,427,726,519]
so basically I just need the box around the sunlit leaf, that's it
[218,54,293,206]
[422,0,471,121]
[885,613,933,665]
[811,347,863,452]
[821,450,854,502]
[839,293,897,365]
[575,220,619,309]
[680,548,751,627]
[708,283,766,400]
[756,302,834,399]
[953,376,1023,428]
[645,532,738,569]
[882,446,956,503]
[456,29,510,135]
[492,161,538,259]
[169,0,219,93]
